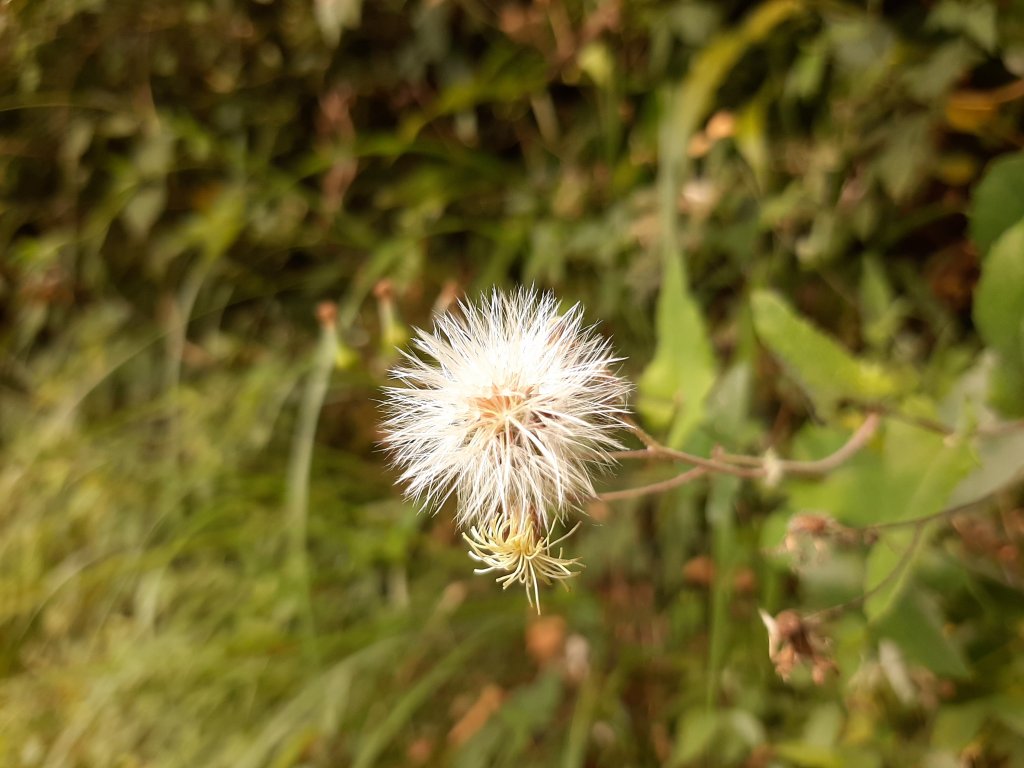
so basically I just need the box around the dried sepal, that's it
[463,512,583,612]
[759,609,837,685]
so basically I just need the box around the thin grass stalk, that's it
[285,310,338,666]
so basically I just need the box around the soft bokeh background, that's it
[3,0,1024,765]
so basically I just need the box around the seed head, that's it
[381,287,630,530]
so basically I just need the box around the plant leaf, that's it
[874,590,971,678]
[750,290,901,411]
[864,526,930,621]
[969,152,1024,254]
[637,252,715,446]
[973,219,1024,415]
[787,420,976,527]
[948,428,1024,507]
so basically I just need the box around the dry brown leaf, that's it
[526,615,567,665]
[448,684,505,746]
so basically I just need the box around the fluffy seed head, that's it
[381,287,630,530]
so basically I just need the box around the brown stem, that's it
[774,412,881,475]
[711,446,763,467]
[599,467,707,501]
[620,418,765,479]
[805,519,927,622]
[873,404,1024,438]
[784,491,1011,623]
[612,412,881,484]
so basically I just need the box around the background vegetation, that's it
[3,0,1024,765]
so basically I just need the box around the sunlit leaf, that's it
[735,100,769,189]
[787,420,975,527]
[668,0,805,158]
[750,290,901,412]
[927,0,998,52]
[903,40,981,101]
[637,251,715,446]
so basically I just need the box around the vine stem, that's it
[601,412,882,500]
[599,466,707,501]
[805,519,927,623]
[613,418,766,478]
[773,412,881,475]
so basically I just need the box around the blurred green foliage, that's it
[3,0,1024,766]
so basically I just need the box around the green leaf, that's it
[973,219,1024,415]
[641,2,804,446]
[353,629,494,768]
[703,362,756,444]
[931,702,989,752]
[787,421,976,527]
[735,100,769,189]
[876,114,932,202]
[864,527,927,621]
[992,695,1024,737]
[772,743,842,768]
[800,703,844,748]
[859,254,905,350]
[750,290,901,411]
[454,673,563,768]
[948,428,1024,507]
[969,152,1024,254]
[121,184,166,241]
[874,590,970,678]
[974,220,1024,360]
[670,709,720,766]
[670,0,805,146]
[927,0,998,53]
[637,251,715,446]
[171,184,247,263]
[903,40,981,101]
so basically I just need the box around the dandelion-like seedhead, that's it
[380,287,629,608]
[381,287,630,532]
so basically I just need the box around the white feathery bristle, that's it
[380,287,630,530]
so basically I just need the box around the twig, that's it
[617,418,765,479]
[773,412,881,476]
[805,519,927,622]
[599,467,707,501]
[611,412,881,485]
[871,404,1024,438]
[785,494,1006,624]
[711,448,762,467]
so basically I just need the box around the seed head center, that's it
[471,385,535,425]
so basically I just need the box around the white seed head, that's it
[463,512,583,612]
[381,287,630,530]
